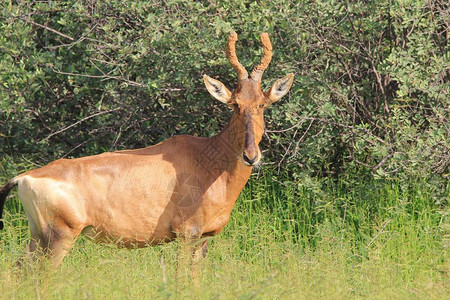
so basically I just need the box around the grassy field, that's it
[0,166,448,299]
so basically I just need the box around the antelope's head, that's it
[204,32,294,166]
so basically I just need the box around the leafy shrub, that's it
[0,0,448,182]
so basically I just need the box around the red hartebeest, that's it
[0,32,293,267]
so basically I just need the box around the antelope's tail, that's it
[0,179,18,230]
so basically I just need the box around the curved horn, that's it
[226,32,249,81]
[250,33,273,82]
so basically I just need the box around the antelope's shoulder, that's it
[150,134,209,154]
[163,134,208,145]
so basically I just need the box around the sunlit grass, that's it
[0,165,448,299]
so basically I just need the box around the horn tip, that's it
[260,33,272,49]
[228,31,238,41]
[260,33,270,43]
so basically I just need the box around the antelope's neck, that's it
[216,112,243,154]
[204,112,252,181]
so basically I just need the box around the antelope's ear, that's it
[266,73,294,104]
[203,75,232,104]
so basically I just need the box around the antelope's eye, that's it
[259,104,265,108]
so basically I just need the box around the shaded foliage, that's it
[0,0,448,181]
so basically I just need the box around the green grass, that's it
[0,164,448,299]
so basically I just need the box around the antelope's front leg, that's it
[175,227,208,285]
[191,238,208,284]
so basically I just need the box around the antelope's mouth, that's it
[242,148,261,166]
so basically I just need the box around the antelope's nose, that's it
[243,153,258,165]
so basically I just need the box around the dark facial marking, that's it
[244,110,257,151]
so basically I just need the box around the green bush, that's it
[0,0,448,182]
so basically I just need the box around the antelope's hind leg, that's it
[38,224,81,267]
[17,176,84,267]
[21,219,81,268]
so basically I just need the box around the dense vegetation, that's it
[0,0,448,298]
[1,0,448,179]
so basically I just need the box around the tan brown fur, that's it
[0,32,294,269]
